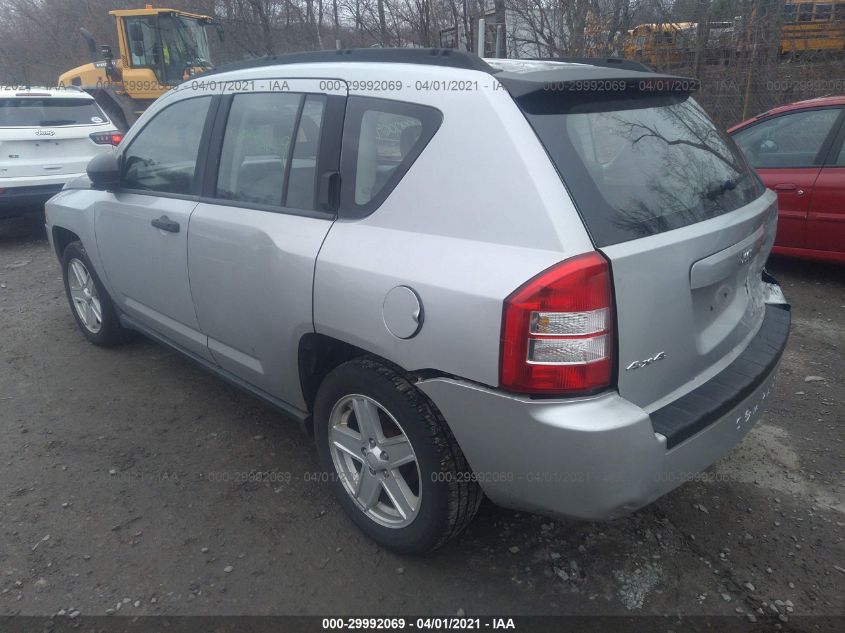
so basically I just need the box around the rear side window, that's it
[286,96,326,210]
[519,93,764,247]
[340,97,441,217]
[216,92,300,207]
[215,92,326,211]
[732,108,841,168]
[122,96,211,195]
[0,98,106,127]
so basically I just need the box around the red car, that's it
[729,96,845,264]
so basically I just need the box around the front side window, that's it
[122,96,211,195]
[341,97,441,216]
[733,108,841,168]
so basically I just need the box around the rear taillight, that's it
[500,252,614,395]
[90,132,123,146]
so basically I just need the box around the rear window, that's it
[0,97,107,127]
[519,93,765,247]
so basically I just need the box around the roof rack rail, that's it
[200,48,495,78]
[537,57,656,73]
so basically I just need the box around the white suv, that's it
[1,87,121,218]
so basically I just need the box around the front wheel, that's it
[314,358,482,554]
[61,241,130,347]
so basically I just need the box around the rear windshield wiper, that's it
[39,119,77,126]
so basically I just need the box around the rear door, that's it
[94,93,216,360]
[0,95,114,179]
[805,115,845,255]
[187,79,346,410]
[732,107,843,248]
[519,89,778,410]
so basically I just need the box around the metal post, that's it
[477,18,485,57]
[495,24,504,58]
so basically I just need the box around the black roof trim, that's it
[536,57,656,73]
[199,48,496,78]
[497,66,699,99]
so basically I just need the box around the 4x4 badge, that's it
[625,351,666,371]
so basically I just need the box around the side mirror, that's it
[87,152,121,191]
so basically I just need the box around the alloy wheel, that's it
[68,258,103,334]
[328,394,422,528]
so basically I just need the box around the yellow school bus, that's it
[780,0,845,54]
[623,23,698,66]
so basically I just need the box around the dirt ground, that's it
[0,211,843,624]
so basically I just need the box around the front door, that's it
[95,94,214,360]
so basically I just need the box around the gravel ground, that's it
[0,212,843,624]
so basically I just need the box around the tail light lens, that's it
[90,132,123,146]
[500,252,613,395]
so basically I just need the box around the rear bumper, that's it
[0,181,70,215]
[418,303,790,521]
[0,174,76,217]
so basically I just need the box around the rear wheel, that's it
[314,358,481,554]
[61,241,130,347]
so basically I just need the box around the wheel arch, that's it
[298,333,368,417]
[52,226,81,261]
[297,333,448,419]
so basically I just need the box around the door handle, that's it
[151,215,180,233]
[774,183,797,191]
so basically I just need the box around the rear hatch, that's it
[504,65,776,410]
[0,95,112,179]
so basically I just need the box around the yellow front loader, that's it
[59,5,221,131]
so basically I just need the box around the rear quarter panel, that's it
[313,68,594,387]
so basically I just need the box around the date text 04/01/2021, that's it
[321,617,516,629]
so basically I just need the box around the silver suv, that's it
[45,49,790,553]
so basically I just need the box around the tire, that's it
[61,240,130,347]
[314,357,482,554]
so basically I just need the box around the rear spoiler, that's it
[534,57,656,73]
[496,66,699,99]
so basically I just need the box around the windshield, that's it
[158,15,212,82]
[125,14,213,85]
[519,93,764,247]
[0,98,107,127]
